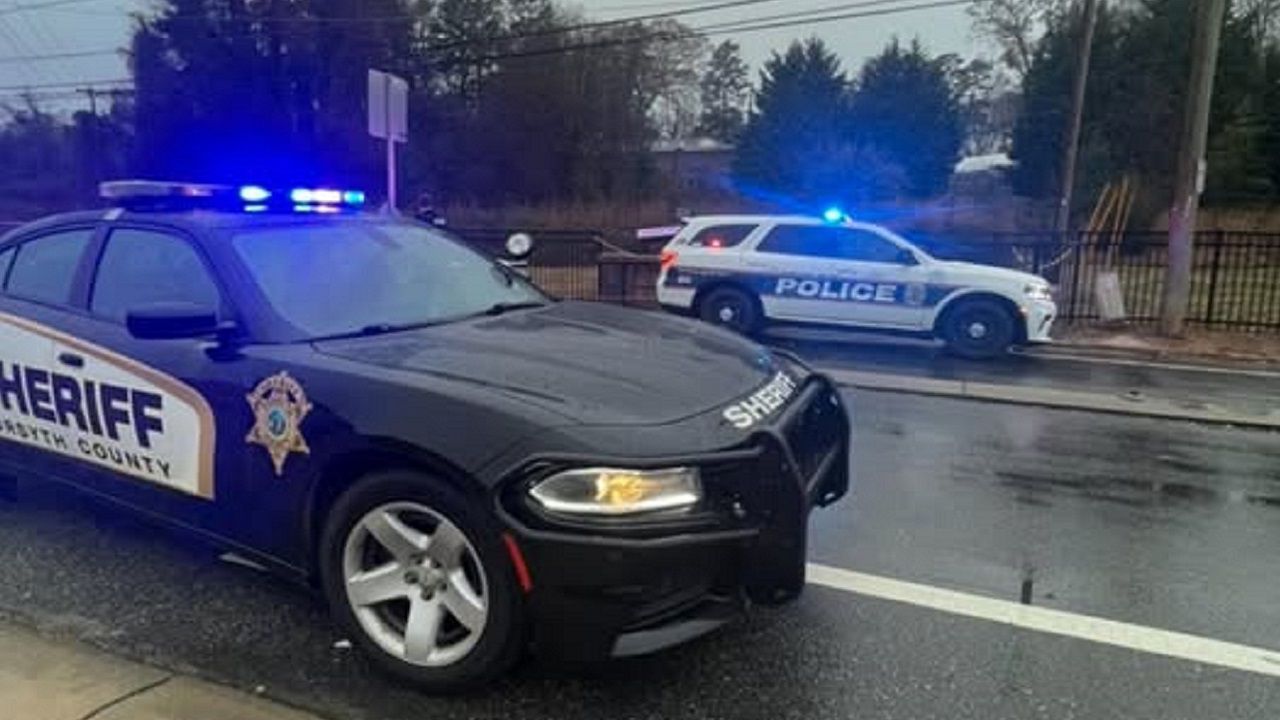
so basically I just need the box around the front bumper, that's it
[1023,299,1057,343]
[497,376,850,662]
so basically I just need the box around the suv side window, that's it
[757,225,843,258]
[5,228,94,306]
[0,246,14,289]
[91,228,222,323]
[686,224,756,248]
[845,230,909,263]
[758,225,907,263]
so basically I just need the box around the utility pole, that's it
[77,87,100,194]
[1055,0,1101,236]
[1161,0,1228,336]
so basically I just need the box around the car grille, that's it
[784,385,845,487]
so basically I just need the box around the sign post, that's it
[368,69,409,212]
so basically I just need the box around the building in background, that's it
[651,138,736,206]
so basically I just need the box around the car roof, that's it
[684,214,827,226]
[0,207,399,246]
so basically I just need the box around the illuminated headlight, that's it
[528,467,702,516]
[1024,283,1054,302]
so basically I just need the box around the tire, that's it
[943,299,1016,359]
[319,471,524,693]
[698,286,761,334]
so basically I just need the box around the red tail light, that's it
[660,249,679,270]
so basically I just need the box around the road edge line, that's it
[823,368,1280,430]
[806,563,1280,679]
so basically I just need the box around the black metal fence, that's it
[447,227,1280,333]
[920,231,1280,332]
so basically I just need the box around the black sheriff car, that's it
[0,181,850,692]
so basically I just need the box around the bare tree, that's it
[1237,0,1280,43]
[968,0,1068,80]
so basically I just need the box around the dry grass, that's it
[1057,324,1280,362]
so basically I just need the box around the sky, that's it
[0,0,986,113]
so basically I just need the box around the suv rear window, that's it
[684,224,756,248]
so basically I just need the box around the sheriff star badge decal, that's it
[246,372,313,476]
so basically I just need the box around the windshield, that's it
[232,222,544,339]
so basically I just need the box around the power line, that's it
[671,0,936,34]
[461,0,971,63]
[0,47,118,63]
[0,13,40,84]
[137,0,793,28]
[8,0,966,90]
[129,0,937,52]
[596,0,716,10]
[0,76,129,91]
[697,0,970,35]
[425,0,799,51]
[12,1,74,83]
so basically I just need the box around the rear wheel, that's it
[943,299,1016,359]
[319,471,523,693]
[698,286,761,334]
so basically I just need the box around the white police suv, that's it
[655,213,1057,358]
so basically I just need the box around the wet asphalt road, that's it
[769,329,1280,416]
[1,381,1279,718]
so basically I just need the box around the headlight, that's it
[1024,283,1054,302]
[528,467,702,516]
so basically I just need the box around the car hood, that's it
[312,301,781,426]
[932,260,1047,286]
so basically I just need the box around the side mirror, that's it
[126,303,222,340]
[505,232,534,259]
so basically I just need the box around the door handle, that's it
[57,352,85,369]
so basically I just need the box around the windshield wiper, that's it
[480,301,549,316]
[310,302,548,342]
[308,320,443,343]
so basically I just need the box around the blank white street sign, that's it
[368,69,408,142]
[369,69,409,210]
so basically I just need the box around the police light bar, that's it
[99,180,367,212]
[100,180,223,200]
[822,207,847,224]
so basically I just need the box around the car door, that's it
[42,224,256,541]
[0,226,100,486]
[750,223,927,329]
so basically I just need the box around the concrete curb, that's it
[825,368,1280,430]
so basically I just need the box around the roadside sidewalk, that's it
[1049,326,1280,369]
[0,621,324,720]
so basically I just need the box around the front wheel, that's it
[943,299,1016,359]
[698,286,761,334]
[319,471,524,693]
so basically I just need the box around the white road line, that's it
[807,563,1280,678]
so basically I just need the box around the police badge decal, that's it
[246,372,313,476]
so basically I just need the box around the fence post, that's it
[1204,230,1224,325]
[1068,231,1085,319]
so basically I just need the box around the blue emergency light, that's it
[822,207,847,224]
[100,180,367,213]
[239,185,272,203]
